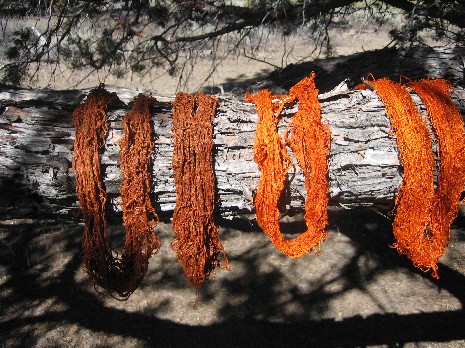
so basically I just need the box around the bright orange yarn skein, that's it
[372,77,438,277]
[409,79,465,276]
[246,72,330,258]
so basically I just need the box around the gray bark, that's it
[1,84,464,219]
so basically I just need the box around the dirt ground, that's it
[1,10,465,348]
[1,208,465,347]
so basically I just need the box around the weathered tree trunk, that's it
[1,84,464,219]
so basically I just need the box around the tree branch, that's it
[170,19,256,43]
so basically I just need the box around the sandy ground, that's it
[1,9,465,348]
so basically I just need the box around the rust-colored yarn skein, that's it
[73,89,160,298]
[119,94,161,284]
[409,79,465,277]
[171,92,229,289]
[245,72,330,258]
[371,78,438,277]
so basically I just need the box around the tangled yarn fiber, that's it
[171,92,229,289]
[372,77,465,278]
[119,93,161,281]
[73,88,159,298]
[246,72,330,257]
[408,79,465,277]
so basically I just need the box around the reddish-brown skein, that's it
[171,92,229,290]
[73,89,159,298]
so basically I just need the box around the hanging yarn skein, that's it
[73,89,160,298]
[171,92,229,289]
[371,77,438,277]
[408,79,465,275]
[245,72,330,258]
[119,93,161,282]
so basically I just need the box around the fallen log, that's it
[1,83,464,219]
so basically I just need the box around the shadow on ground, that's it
[203,46,465,96]
[1,209,464,347]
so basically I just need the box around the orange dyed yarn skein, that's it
[371,78,438,277]
[245,72,330,257]
[409,79,465,276]
[73,89,160,298]
[171,92,229,289]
